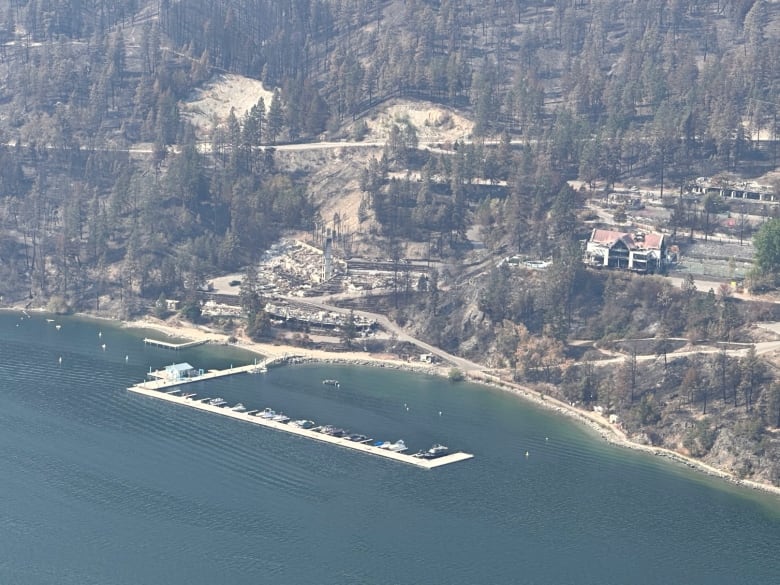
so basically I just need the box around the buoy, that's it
[101,343,106,351]
[58,356,62,364]
[525,451,529,458]
[545,437,549,442]
[125,355,129,362]
[438,411,442,416]
[98,331,102,338]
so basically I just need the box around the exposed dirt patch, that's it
[275,146,380,242]
[353,99,475,143]
[179,75,476,254]
[181,73,274,138]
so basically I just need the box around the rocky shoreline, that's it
[465,372,780,498]
[244,349,780,498]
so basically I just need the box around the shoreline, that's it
[6,308,779,498]
[466,371,780,498]
[124,316,780,498]
[123,316,449,377]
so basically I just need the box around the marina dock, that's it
[128,367,474,469]
[143,362,268,388]
[143,338,210,350]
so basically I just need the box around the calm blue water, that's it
[1,312,779,585]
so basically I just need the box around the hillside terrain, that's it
[2,0,780,487]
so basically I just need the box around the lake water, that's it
[1,312,779,585]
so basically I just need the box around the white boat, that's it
[387,440,407,452]
[290,419,316,429]
[376,440,407,452]
[208,397,226,406]
[257,408,276,419]
[230,403,247,412]
[271,412,290,423]
[413,444,449,459]
[319,425,346,437]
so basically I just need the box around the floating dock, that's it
[143,362,267,387]
[143,337,210,350]
[128,368,473,469]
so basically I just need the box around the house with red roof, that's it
[584,229,667,273]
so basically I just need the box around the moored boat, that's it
[376,439,407,452]
[289,419,316,429]
[230,403,247,412]
[319,425,347,437]
[413,444,449,459]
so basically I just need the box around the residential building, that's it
[584,229,666,273]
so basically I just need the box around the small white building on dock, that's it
[163,363,197,381]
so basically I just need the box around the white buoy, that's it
[438,411,442,416]
[125,355,129,362]
[98,331,102,338]
[525,451,529,458]
[58,356,62,364]
[545,437,549,442]
[101,343,106,351]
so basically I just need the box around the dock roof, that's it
[165,363,195,373]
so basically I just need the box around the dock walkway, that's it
[128,366,473,469]
[143,338,210,350]
[142,362,270,387]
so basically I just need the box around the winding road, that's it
[284,294,482,372]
